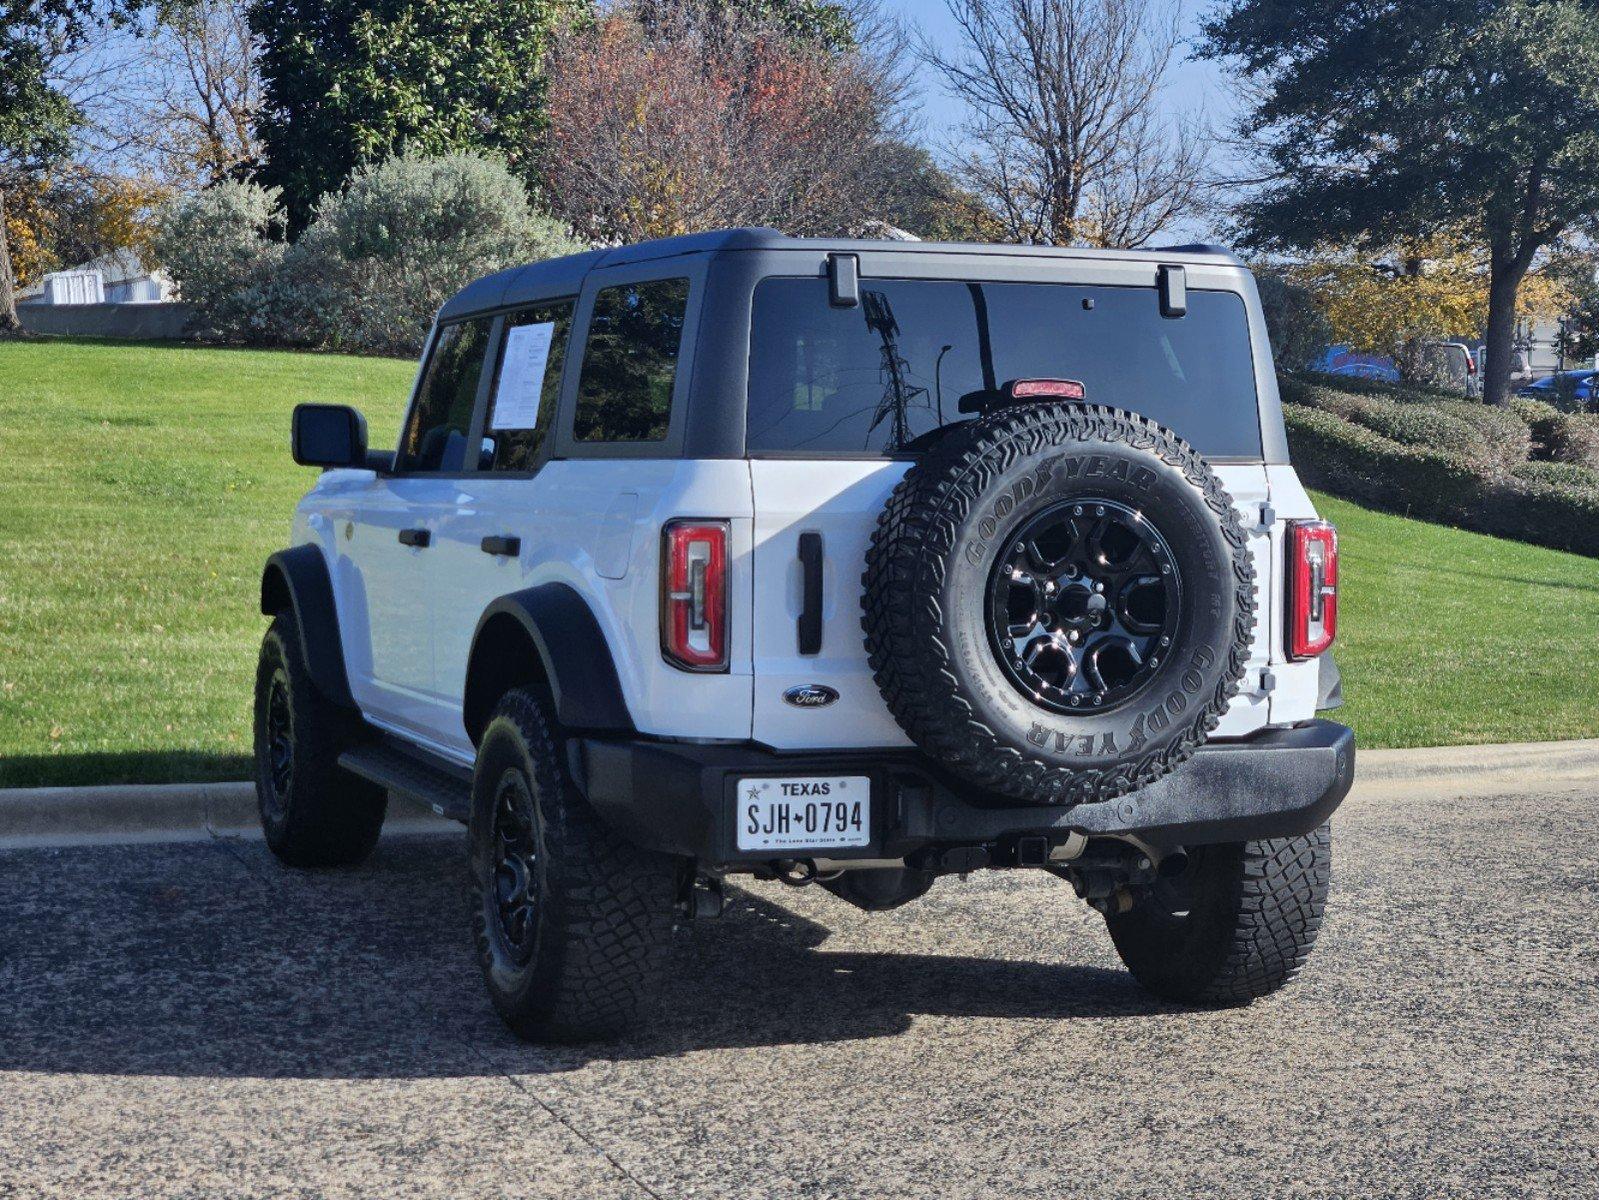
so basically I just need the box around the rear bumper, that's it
[576,719,1355,867]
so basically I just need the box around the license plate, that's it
[735,776,870,852]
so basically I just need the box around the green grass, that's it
[1,338,1597,788]
[0,338,412,788]
[1314,492,1599,748]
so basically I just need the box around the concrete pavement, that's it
[1,775,1595,1198]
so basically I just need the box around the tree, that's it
[923,0,1210,248]
[1253,267,1332,373]
[541,4,895,242]
[631,0,855,52]
[1286,233,1573,381]
[106,0,262,187]
[0,0,141,328]
[865,140,1006,242]
[1201,0,1599,406]
[249,0,586,230]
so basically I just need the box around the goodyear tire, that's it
[1106,824,1332,1004]
[253,612,388,867]
[863,403,1255,805]
[469,688,679,1042]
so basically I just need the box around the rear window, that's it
[746,278,1262,457]
[573,278,690,442]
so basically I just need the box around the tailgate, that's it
[749,460,1277,750]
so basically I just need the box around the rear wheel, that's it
[469,688,679,1042]
[1105,824,1332,1004]
[253,613,387,867]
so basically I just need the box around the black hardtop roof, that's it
[436,227,1244,322]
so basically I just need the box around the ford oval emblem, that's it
[784,684,839,708]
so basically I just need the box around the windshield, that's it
[746,277,1262,457]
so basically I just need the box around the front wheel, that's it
[469,688,679,1042]
[1104,824,1332,1005]
[253,613,387,867]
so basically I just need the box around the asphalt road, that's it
[1,779,1595,1200]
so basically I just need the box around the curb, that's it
[0,781,457,850]
[4,739,1599,850]
[1354,738,1599,797]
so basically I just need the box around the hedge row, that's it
[1511,398,1599,470]
[1278,374,1532,474]
[1284,403,1599,558]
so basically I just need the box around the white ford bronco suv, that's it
[255,229,1353,1041]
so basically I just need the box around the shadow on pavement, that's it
[0,834,1160,1081]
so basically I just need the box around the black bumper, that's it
[576,720,1355,867]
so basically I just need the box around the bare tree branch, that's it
[924,0,1211,247]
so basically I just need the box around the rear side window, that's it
[746,278,1262,457]
[573,278,690,442]
[483,300,574,472]
[399,317,493,472]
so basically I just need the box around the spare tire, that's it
[862,402,1256,805]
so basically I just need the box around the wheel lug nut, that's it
[1095,505,1105,516]
[1013,542,1026,554]
[1073,505,1083,516]
[1160,636,1170,646]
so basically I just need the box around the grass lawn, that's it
[2,337,1597,788]
[1314,492,1599,748]
[0,337,412,788]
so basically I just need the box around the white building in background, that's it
[19,249,174,307]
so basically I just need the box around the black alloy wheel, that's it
[987,497,1182,714]
[490,768,541,965]
[263,669,294,820]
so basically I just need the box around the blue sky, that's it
[878,0,1243,240]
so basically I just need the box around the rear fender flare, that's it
[463,583,635,745]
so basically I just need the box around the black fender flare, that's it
[462,583,635,745]
[259,544,355,709]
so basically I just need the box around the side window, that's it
[483,300,575,472]
[573,278,690,442]
[398,317,493,472]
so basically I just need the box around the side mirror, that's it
[292,404,368,468]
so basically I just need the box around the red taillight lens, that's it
[661,520,729,672]
[1287,520,1338,660]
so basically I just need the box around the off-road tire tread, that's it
[1111,824,1332,1005]
[254,612,387,868]
[471,688,677,1042]
[862,403,1256,805]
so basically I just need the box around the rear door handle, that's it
[797,532,824,655]
[480,535,521,557]
[397,528,431,548]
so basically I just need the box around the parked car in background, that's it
[1312,344,1402,382]
[1517,370,1599,408]
[1419,340,1480,397]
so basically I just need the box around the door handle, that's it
[397,528,431,548]
[797,531,823,655]
[480,535,521,557]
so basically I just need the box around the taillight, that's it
[661,520,729,672]
[1287,520,1338,660]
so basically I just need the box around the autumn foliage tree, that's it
[541,6,893,242]
[1288,233,1572,380]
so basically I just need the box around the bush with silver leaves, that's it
[281,152,583,356]
[151,181,285,342]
